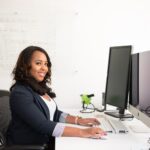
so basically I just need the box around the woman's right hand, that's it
[62,126,106,139]
[80,127,107,139]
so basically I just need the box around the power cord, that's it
[141,105,150,117]
[80,103,95,113]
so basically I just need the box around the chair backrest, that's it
[0,90,11,137]
[0,90,10,98]
[0,132,5,149]
[0,90,11,149]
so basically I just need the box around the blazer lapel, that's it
[27,87,50,120]
[34,94,50,120]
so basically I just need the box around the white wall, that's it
[0,0,150,109]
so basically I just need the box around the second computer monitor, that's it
[104,45,132,118]
[130,51,150,112]
[129,51,150,127]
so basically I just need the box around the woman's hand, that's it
[62,126,107,139]
[78,117,100,126]
[81,127,107,139]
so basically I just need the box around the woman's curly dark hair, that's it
[10,46,56,98]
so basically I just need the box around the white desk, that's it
[56,109,150,150]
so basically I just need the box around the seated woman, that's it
[6,46,106,147]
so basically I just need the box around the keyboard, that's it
[99,117,114,133]
[108,119,128,133]
[99,117,128,133]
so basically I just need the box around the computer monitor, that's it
[104,45,133,118]
[129,53,139,107]
[129,51,150,127]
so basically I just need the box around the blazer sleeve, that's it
[10,85,57,136]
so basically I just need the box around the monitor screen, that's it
[129,53,139,107]
[104,45,132,118]
[139,51,150,111]
[129,51,150,127]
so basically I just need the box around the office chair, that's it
[0,90,53,150]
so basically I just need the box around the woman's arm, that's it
[65,114,100,126]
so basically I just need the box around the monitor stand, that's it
[104,108,133,118]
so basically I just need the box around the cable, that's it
[145,106,150,114]
[80,103,95,113]
[141,105,150,116]
[95,107,106,112]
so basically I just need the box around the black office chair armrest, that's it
[2,144,47,150]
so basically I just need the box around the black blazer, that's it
[7,83,63,145]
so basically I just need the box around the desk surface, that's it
[56,109,150,150]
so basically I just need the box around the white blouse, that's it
[40,96,57,121]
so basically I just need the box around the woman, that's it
[6,46,106,147]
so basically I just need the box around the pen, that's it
[91,136,107,140]
[100,137,107,140]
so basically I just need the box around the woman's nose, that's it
[41,64,47,70]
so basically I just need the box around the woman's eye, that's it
[36,62,41,65]
[35,61,48,66]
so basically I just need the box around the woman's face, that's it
[29,51,48,82]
